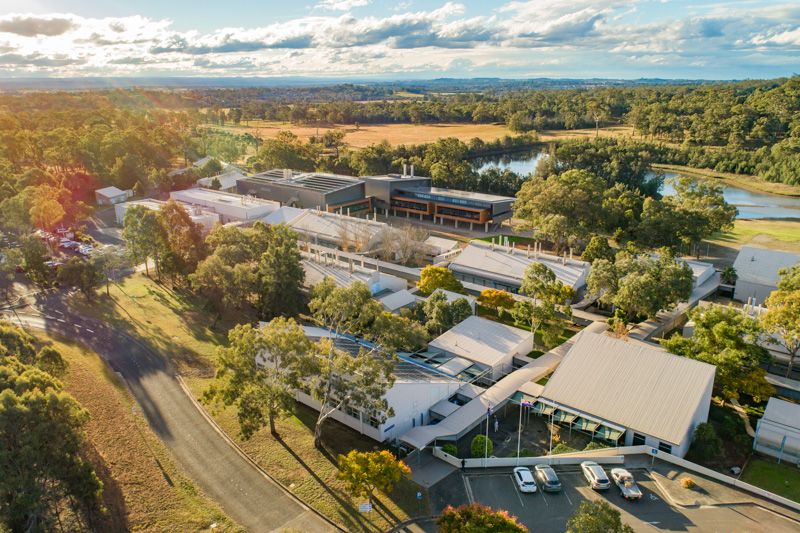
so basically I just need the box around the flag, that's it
[487,402,492,417]
[521,399,535,407]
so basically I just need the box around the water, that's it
[472,150,800,219]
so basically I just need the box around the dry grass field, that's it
[29,333,241,533]
[703,218,800,268]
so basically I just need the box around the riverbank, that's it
[653,164,800,198]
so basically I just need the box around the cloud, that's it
[0,52,85,66]
[314,0,371,11]
[0,15,77,37]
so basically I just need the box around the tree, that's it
[35,347,69,379]
[0,247,22,300]
[190,254,256,328]
[721,266,738,285]
[512,263,574,349]
[257,224,304,319]
[57,257,103,301]
[122,204,168,278]
[478,288,516,312]
[307,279,408,448]
[761,290,800,377]
[662,304,773,400]
[581,236,615,265]
[566,501,634,533]
[337,450,411,505]
[417,266,464,295]
[203,319,311,437]
[20,234,51,286]
[0,357,102,532]
[437,503,527,533]
[777,262,800,291]
[91,246,131,296]
[471,435,493,458]
[209,176,222,190]
[422,291,471,335]
[691,423,722,462]
[159,199,207,280]
[132,180,145,197]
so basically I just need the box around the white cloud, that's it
[314,0,371,11]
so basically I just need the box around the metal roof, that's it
[260,206,306,226]
[449,240,590,290]
[198,168,246,190]
[761,397,800,432]
[429,315,533,369]
[95,186,125,197]
[398,186,514,204]
[289,210,385,245]
[540,332,716,445]
[733,246,800,288]
[378,289,418,312]
[248,170,363,193]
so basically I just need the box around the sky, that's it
[0,0,797,80]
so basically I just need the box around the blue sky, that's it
[0,1,797,79]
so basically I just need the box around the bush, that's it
[584,441,610,451]
[692,422,722,461]
[508,448,538,458]
[549,443,578,455]
[471,435,493,458]
[681,477,696,489]
[442,444,459,457]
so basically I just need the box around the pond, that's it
[472,150,800,219]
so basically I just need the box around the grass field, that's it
[741,457,800,503]
[69,274,430,532]
[704,218,800,268]
[29,332,242,532]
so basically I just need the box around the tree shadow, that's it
[81,440,130,533]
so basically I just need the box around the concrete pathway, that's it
[729,398,757,437]
[408,449,457,488]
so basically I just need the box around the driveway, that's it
[3,296,338,533]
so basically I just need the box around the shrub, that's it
[692,422,722,461]
[584,441,610,452]
[681,477,696,489]
[549,443,578,455]
[442,444,459,457]
[471,435,493,458]
[508,448,538,458]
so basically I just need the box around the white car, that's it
[581,461,611,490]
[611,468,643,500]
[513,467,538,493]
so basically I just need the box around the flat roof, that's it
[449,240,590,289]
[429,315,533,369]
[247,170,364,194]
[260,206,306,226]
[762,397,800,432]
[170,189,278,210]
[398,186,514,203]
[733,246,800,287]
[198,168,246,189]
[540,332,716,444]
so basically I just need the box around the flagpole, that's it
[516,401,523,466]
[485,402,490,468]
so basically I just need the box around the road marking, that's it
[55,310,63,315]
[463,476,475,505]
[87,329,94,333]
[511,476,525,507]
[649,494,659,501]
[564,489,573,506]
[75,324,81,328]
[57,319,66,323]
[540,489,548,506]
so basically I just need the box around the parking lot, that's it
[443,466,800,533]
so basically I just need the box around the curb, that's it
[384,516,437,532]
[175,375,347,533]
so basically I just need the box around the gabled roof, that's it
[540,332,716,444]
[429,315,533,369]
[289,210,385,246]
[733,246,800,287]
[193,155,213,167]
[260,206,306,226]
[95,186,125,197]
[761,397,800,432]
[425,236,460,254]
[378,289,417,312]
[198,168,246,190]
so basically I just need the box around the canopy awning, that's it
[533,403,555,416]
[595,425,625,442]
[553,410,577,424]
[573,417,600,432]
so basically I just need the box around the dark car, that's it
[534,464,562,492]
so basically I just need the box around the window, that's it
[345,406,360,420]
[658,442,672,454]
[632,433,646,446]
[367,417,380,429]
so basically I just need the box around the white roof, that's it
[449,240,590,290]
[95,186,125,198]
[761,397,800,432]
[733,246,800,287]
[425,236,460,254]
[302,259,373,288]
[379,289,417,312]
[198,169,245,190]
[429,315,533,369]
[289,211,385,246]
[193,156,213,167]
[541,332,716,444]
[170,189,278,214]
[260,206,306,226]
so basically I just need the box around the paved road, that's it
[4,299,337,533]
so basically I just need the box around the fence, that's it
[433,444,800,513]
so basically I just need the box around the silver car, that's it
[611,468,642,499]
[581,461,611,490]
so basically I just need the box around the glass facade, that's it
[391,198,429,212]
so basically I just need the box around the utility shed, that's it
[428,315,534,381]
[754,397,800,464]
[733,246,800,305]
[539,332,716,458]
[95,186,132,205]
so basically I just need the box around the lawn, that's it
[68,274,430,532]
[741,457,800,503]
[704,218,800,268]
[29,332,242,532]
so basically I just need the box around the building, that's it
[238,169,369,214]
[196,168,247,193]
[114,199,220,234]
[288,210,387,252]
[532,332,715,457]
[361,173,515,231]
[169,189,279,223]
[377,288,476,314]
[448,240,590,296]
[95,186,133,205]
[753,397,800,464]
[301,256,407,295]
[259,206,306,226]
[193,155,213,168]
[733,247,800,305]
[428,315,534,381]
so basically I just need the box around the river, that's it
[472,150,800,219]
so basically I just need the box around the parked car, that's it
[581,461,611,490]
[44,261,61,271]
[611,468,642,500]
[534,465,562,492]
[513,467,538,493]
[59,239,73,249]
[77,246,93,256]
[66,242,82,250]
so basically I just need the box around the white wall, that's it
[734,280,775,306]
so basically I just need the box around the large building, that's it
[733,246,800,305]
[448,240,590,296]
[114,199,220,234]
[361,173,515,231]
[196,168,247,193]
[238,169,369,214]
[753,397,800,464]
[288,210,387,252]
[532,332,715,457]
[169,189,279,223]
